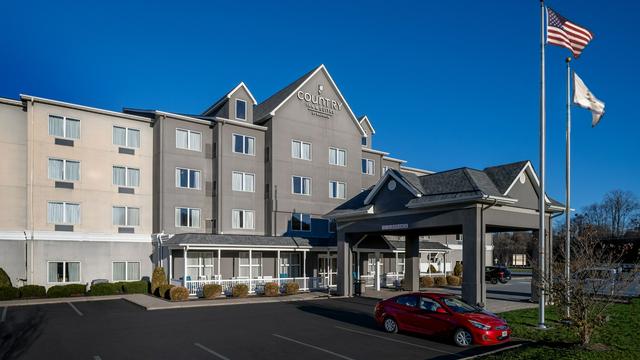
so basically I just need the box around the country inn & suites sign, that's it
[297,84,343,118]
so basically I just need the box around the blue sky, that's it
[1,0,637,211]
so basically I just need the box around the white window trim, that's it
[232,171,255,192]
[185,251,216,280]
[48,158,80,182]
[279,253,301,277]
[329,180,346,199]
[47,201,81,225]
[232,133,256,156]
[291,175,312,196]
[175,128,202,152]
[362,158,375,176]
[175,207,201,228]
[46,260,82,284]
[235,99,247,121]
[113,126,141,149]
[49,115,80,140]
[232,209,255,230]
[328,147,347,167]
[175,167,201,190]
[112,166,140,188]
[291,212,312,232]
[238,251,262,278]
[291,139,312,161]
[112,206,140,227]
[111,261,141,282]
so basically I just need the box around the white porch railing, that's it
[184,277,323,296]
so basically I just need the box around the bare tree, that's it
[602,190,639,237]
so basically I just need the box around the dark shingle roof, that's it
[388,240,451,251]
[483,161,529,194]
[164,233,311,248]
[324,187,372,218]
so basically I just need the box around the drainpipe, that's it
[216,120,223,234]
[156,232,166,268]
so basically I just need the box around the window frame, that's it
[46,260,81,284]
[279,253,301,278]
[175,207,201,228]
[112,206,140,227]
[361,136,367,146]
[291,175,312,196]
[112,125,141,149]
[362,158,375,176]
[291,212,311,232]
[48,158,81,182]
[111,261,141,282]
[231,171,255,192]
[232,209,255,230]
[238,251,262,278]
[328,147,347,167]
[329,180,346,199]
[47,201,81,225]
[291,139,312,161]
[232,133,256,156]
[48,115,81,140]
[112,166,140,188]
[175,167,201,190]
[235,99,247,121]
[175,128,202,152]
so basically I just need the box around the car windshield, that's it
[442,297,479,313]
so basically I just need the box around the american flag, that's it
[546,7,594,58]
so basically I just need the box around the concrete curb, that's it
[0,294,125,307]
[138,294,336,311]
[458,342,527,359]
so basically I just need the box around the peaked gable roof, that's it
[201,82,257,116]
[483,160,529,195]
[358,115,376,134]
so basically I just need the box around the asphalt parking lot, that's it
[0,297,519,360]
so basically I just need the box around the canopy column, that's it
[336,230,352,296]
[404,234,420,291]
[462,205,486,306]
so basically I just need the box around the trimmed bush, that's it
[203,284,222,299]
[90,282,122,296]
[264,282,279,297]
[151,267,167,295]
[46,284,87,298]
[420,276,434,288]
[157,284,175,299]
[67,284,87,296]
[232,283,249,298]
[169,286,189,301]
[446,275,461,286]
[453,261,463,277]
[122,280,148,294]
[0,268,11,288]
[0,287,19,300]
[18,285,46,299]
[284,282,299,295]
[433,276,448,287]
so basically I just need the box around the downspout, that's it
[27,97,35,285]
[216,120,223,234]
[159,114,165,234]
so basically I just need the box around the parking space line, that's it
[67,302,83,316]
[194,342,231,360]
[272,334,356,360]
[334,326,460,356]
[1,307,6,322]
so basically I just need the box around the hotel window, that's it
[186,251,215,280]
[232,209,255,229]
[233,134,255,155]
[367,253,377,275]
[48,115,80,139]
[113,126,140,148]
[176,168,201,189]
[112,261,140,281]
[280,253,301,277]
[362,159,375,175]
[112,206,140,226]
[47,202,80,225]
[232,171,255,192]
[396,256,405,274]
[291,213,311,231]
[239,251,262,278]
[291,140,311,160]
[328,147,346,166]
[329,181,346,199]
[48,261,80,283]
[383,165,390,174]
[176,128,202,151]
[361,136,367,146]
[235,99,247,121]
[112,166,140,187]
[175,207,201,228]
[292,176,311,195]
[48,158,80,181]
[328,218,337,233]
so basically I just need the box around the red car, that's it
[374,292,511,347]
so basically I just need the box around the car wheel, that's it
[453,328,473,347]
[383,317,398,333]
[491,278,498,284]
[499,279,509,284]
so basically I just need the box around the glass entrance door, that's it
[318,254,337,287]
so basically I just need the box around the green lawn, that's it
[488,298,640,360]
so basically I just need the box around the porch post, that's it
[395,251,399,274]
[356,251,360,278]
[169,249,173,281]
[183,246,188,287]
[249,249,253,293]
[217,249,221,281]
[276,250,281,287]
[326,250,330,287]
[375,251,380,291]
[303,250,307,290]
[405,234,420,291]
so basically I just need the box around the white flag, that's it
[573,72,605,127]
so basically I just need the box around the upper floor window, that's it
[329,181,346,199]
[47,201,80,225]
[112,206,140,227]
[232,171,255,192]
[113,126,140,148]
[233,134,255,155]
[291,140,311,160]
[49,115,80,139]
[235,99,247,121]
[292,176,311,195]
[329,147,346,166]
[48,158,80,181]
[176,168,201,189]
[232,209,255,229]
[361,136,367,146]
[175,207,200,228]
[362,159,375,175]
[176,129,201,151]
[328,218,337,233]
[291,213,311,231]
[383,165,390,174]
[113,166,140,187]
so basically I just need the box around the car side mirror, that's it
[435,307,448,314]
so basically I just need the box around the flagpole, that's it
[565,56,572,319]
[538,0,547,329]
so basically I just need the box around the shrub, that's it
[0,287,19,300]
[232,283,249,298]
[203,284,222,299]
[122,280,148,294]
[47,285,69,298]
[446,275,462,286]
[18,285,46,298]
[151,267,167,295]
[420,276,434,288]
[0,268,11,288]
[67,284,87,296]
[284,282,299,295]
[90,282,121,296]
[433,276,448,287]
[453,261,463,277]
[428,265,438,274]
[263,282,279,297]
[157,284,175,299]
[169,286,189,301]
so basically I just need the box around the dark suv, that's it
[485,266,511,284]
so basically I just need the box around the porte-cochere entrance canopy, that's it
[325,160,564,306]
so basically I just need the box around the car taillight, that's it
[499,271,504,277]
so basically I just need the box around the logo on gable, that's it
[297,83,343,119]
